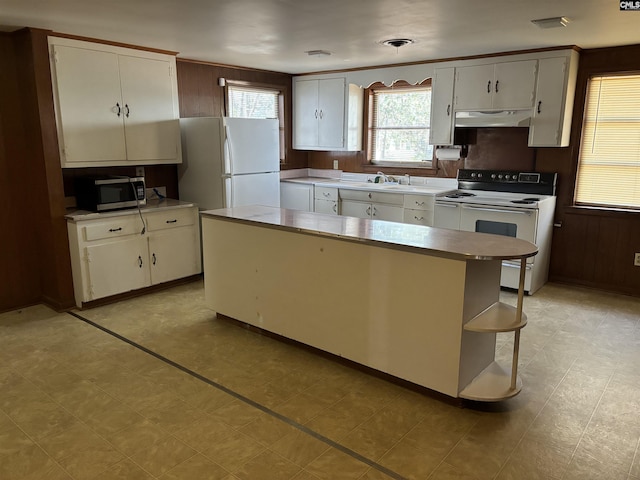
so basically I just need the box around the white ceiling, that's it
[0,0,638,74]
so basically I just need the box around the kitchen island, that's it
[201,206,537,401]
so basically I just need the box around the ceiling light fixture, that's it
[381,38,414,48]
[305,50,331,57]
[531,16,571,28]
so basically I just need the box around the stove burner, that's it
[446,192,476,199]
[511,199,536,205]
[523,197,540,202]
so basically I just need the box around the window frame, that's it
[365,80,437,171]
[574,72,640,211]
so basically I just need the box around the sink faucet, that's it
[376,171,397,183]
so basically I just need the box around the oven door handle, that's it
[435,202,459,208]
[461,205,533,215]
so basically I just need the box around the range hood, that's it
[455,110,532,128]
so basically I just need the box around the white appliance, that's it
[434,169,557,295]
[178,117,280,210]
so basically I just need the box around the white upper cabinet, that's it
[528,52,579,147]
[293,77,363,151]
[49,37,181,167]
[455,60,538,111]
[429,67,456,145]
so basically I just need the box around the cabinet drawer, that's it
[314,186,338,201]
[403,195,434,211]
[83,217,143,241]
[145,208,196,231]
[339,189,403,205]
[403,209,434,226]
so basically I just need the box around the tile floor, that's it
[0,280,639,480]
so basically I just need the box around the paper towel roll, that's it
[435,146,462,161]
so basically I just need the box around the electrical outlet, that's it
[635,253,640,267]
[333,159,339,170]
[135,166,145,177]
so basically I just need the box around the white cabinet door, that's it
[455,64,494,110]
[430,67,456,145]
[317,78,346,149]
[52,45,127,164]
[280,182,313,211]
[341,200,371,219]
[528,57,568,147]
[119,55,180,162]
[492,60,537,110]
[293,79,319,148]
[84,236,150,301]
[371,204,404,222]
[148,228,200,285]
[314,198,338,215]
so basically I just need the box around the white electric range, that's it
[434,169,557,294]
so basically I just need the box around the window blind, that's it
[227,85,279,119]
[371,87,433,164]
[575,74,640,209]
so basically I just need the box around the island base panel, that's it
[202,217,503,398]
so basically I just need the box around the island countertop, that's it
[201,205,538,261]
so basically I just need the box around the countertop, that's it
[281,177,455,195]
[201,205,538,261]
[65,199,197,221]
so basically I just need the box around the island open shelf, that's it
[201,206,537,401]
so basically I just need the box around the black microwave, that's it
[75,176,146,212]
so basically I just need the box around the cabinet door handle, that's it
[323,192,331,197]
[166,219,177,224]
[109,227,122,232]
[372,207,377,217]
[446,104,450,116]
[537,101,542,114]
[366,206,371,215]
[487,80,491,93]
[332,203,337,213]
[115,102,121,117]
[314,109,318,119]
[138,256,143,268]
[414,216,424,221]
[495,80,499,93]
[152,253,156,265]
[125,104,130,118]
[415,201,425,206]
[368,192,372,199]
[319,109,323,119]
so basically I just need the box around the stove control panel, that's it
[457,170,557,195]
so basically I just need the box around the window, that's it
[369,83,434,167]
[226,83,285,161]
[575,74,640,209]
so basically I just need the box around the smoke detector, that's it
[381,38,414,48]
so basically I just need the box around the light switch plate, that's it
[634,253,640,266]
[333,160,339,170]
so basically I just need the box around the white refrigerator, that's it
[178,117,280,210]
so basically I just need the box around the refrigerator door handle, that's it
[223,125,233,175]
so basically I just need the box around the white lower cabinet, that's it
[280,182,314,211]
[339,189,405,222]
[67,205,201,307]
[314,186,339,215]
[84,236,150,300]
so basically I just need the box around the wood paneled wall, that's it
[176,60,307,170]
[539,44,640,296]
[0,29,75,312]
